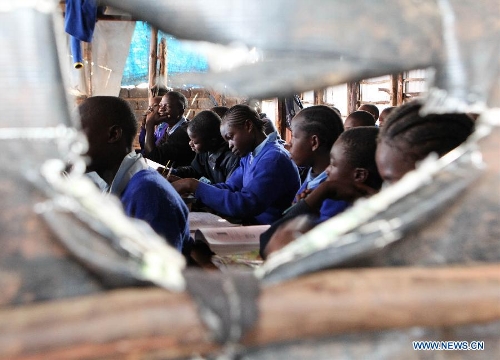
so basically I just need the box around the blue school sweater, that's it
[195,137,300,225]
[121,169,190,251]
[295,168,350,222]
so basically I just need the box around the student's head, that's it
[330,106,342,119]
[378,106,397,127]
[211,106,230,118]
[358,104,379,121]
[187,110,224,153]
[289,105,344,167]
[376,100,474,185]
[220,104,266,157]
[78,96,138,173]
[150,84,170,97]
[326,126,383,190]
[344,110,376,130]
[159,91,187,124]
[147,96,163,115]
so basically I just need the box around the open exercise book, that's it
[188,212,269,256]
[145,158,165,170]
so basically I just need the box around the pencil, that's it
[162,160,171,175]
[166,161,175,178]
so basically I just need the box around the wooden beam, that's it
[347,81,360,114]
[276,98,288,141]
[313,88,326,105]
[148,27,158,101]
[391,73,404,106]
[1,265,499,359]
[83,42,92,96]
[158,37,168,87]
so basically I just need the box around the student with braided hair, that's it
[172,104,300,225]
[376,100,475,184]
[288,106,347,212]
[262,101,474,258]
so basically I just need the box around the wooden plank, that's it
[1,265,499,359]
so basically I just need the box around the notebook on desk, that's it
[194,224,270,256]
[145,158,165,171]
[188,212,240,235]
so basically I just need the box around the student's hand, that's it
[264,215,315,258]
[295,188,312,202]
[325,180,378,202]
[171,178,199,195]
[156,167,180,182]
[167,174,182,183]
[145,103,166,126]
[303,179,379,212]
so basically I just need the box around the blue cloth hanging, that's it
[65,0,98,69]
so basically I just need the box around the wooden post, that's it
[83,42,92,96]
[347,81,360,114]
[276,98,288,142]
[313,88,326,105]
[1,265,500,359]
[158,37,167,88]
[391,73,404,106]
[148,26,158,101]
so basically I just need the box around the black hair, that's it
[295,105,344,152]
[150,84,170,97]
[211,106,230,118]
[339,126,382,190]
[165,91,188,112]
[79,96,138,146]
[358,104,380,120]
[379,100,474,161]
[188,110,223,141]
[346,110,376,127]
[222,104,266,132]
[380,106,397,118]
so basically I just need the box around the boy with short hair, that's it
[79,96,190,252]
[168,110,240,184]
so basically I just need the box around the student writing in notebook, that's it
[166,110,240,185]
[172,104,300,225]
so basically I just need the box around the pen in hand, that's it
[166,161,175,179]
[162,160,172,176]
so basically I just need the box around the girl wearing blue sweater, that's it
[172,104,300,225]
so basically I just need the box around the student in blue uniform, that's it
[172,104,301,225]
[288,105,347,217]
[167,110,240,184]
[79,96,190,252]
[262,126,383,257]
[258,106,347,252]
